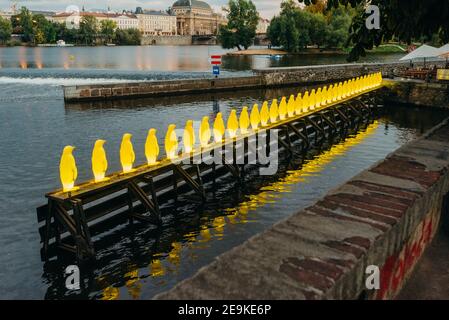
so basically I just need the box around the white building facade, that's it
[136,11,177,36]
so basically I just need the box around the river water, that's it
[0,45,444,299]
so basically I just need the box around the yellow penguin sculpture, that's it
[120,133,135,173]
[309,89,316,110]
[213,112,225,143]
[60,146,78,192]
[315,88,322,109]
[295,93,302,115]
[145,128,159,165]
[200,116,211,147]
[165,124,178,159]
[92,139,108,182]
[227,109,239,139]
[302,91,309,113]
[183,120,195,154]
[287,95,295,117]
[250,104,260,130]
[278,97,287,120]
[239,106,250,134]
[269,99,279,124]
[260,101,270,126]
[321,87,328,106]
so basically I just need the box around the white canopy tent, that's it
[399,44,441,66]
[438,44,449,59]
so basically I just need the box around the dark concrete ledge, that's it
[155,118,449,300]
[383,79,449,109]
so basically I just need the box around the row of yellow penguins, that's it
[59,72,383,192]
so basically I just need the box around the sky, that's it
[0,0,285,18]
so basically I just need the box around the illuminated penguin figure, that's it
[165,124,178,159]
[278,97,287,120]
[295,93,302,115]
[239,107,250,134]
[287,95,295,117]
[321,86,328,106]
[315,88,322,109]
[120,133,135,173]
[183,120,195,154]
[260,101,270,126]
[200,116,211,148]
[60,145,78,192]
[250,104,260,130]
[309,89,316,110]
[227,109,239,139]
[269,99,279,124]
[302,91,309,113]
[145,128,159,165]
[92,139,108,182]
[213,112,226,143]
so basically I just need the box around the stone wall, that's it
[155,119,449,300]
[63,61,446,102]
[255,62,444,87]
[383,79,449,109]
[63,76,263,102]
[141,35,193,46]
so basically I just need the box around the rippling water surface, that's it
[0,45,445,299]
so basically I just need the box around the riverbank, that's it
[227,48,288,56]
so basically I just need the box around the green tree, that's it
[0,16,12,44]
[16,7,34,42]
[268,0,311,51]
[324,6,352,49]
[100,19,117,44]
[218,0,259,50]
[300,0,449,61]
[79,16,98,45]
[114,28,141,45]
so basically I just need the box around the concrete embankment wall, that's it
[141,35,193,46]
[384,80,449,109]
[64,62,417,102]
[155,119,449,300]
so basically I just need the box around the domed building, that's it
[171,0,226,36]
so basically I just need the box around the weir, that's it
[37,74,383,262]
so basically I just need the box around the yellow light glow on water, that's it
[101,286,120,300]
[213,112,225,143]
[165,124,178,160]
[239,106,250,134]
[223,121,379,218]
[269,99,279,124]
[227,109,239,138]
[250,104,260,130]
[260,101,270,126]
[200,116,211,147]
[125,269,141,299]
[278,97,287,120]
[183,120,195,154]
[92,139,108,182]
[150,259,165,277]
[120,133,135,173]
[145,128,159,165]
[60,146,78,192]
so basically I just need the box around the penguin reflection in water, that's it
[60,145,79,192]
[120,133,135,173]
[92,139,109,182]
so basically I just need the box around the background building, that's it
[136,9,177,36]
[171,0,226,36]
[51,11,138,30]
[256,18,270,34]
